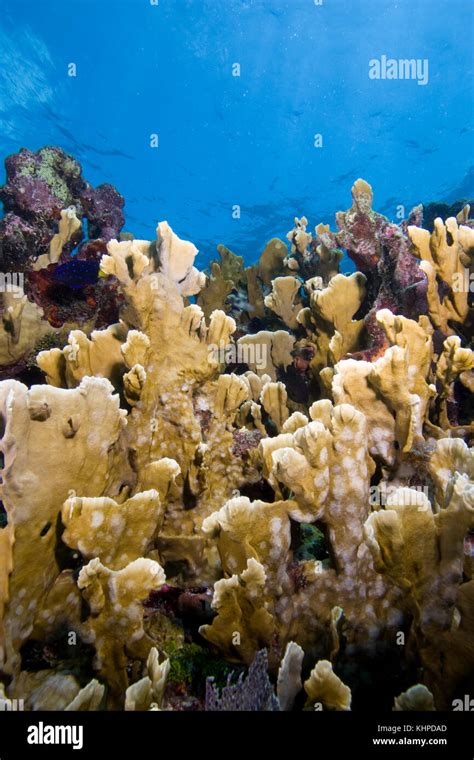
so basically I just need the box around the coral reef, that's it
[0,149,473,711]
[0,147,125,381]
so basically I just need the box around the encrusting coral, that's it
[0,147,473,711]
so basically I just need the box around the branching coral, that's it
[304,659,352,711]
[78,557,166,702]
[199,558,276,665]
[408,217,474,334]
[264,275,302,329]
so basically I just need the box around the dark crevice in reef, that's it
[54,514,83,574]
[369,458,385,489]
[455,378,474,426]
[337,638,419,712]
[239,479,276,502]
[163,559,191,581]
[182,474,198,510]
[291,521,333,567]
[277,364,312,405]
[39,521,52,537]
[421,198,474,231]
[20,626,96,685]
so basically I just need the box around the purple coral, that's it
[356,221,428,358]
[0,214,47,271]
[0,146,126,330]
[335,190,428,359]
[336,202,384,274]
[1,147,85,218]
[144,584,213,624]
[205,649,280,711]
[81,183,125,242]
[232,428,263,457]
[0,146,125,271]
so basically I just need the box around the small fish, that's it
[52,259,100,289]
[332,169,359,184]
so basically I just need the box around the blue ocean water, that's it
[0,0,473,269]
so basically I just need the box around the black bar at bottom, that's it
[0,711,471,758]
